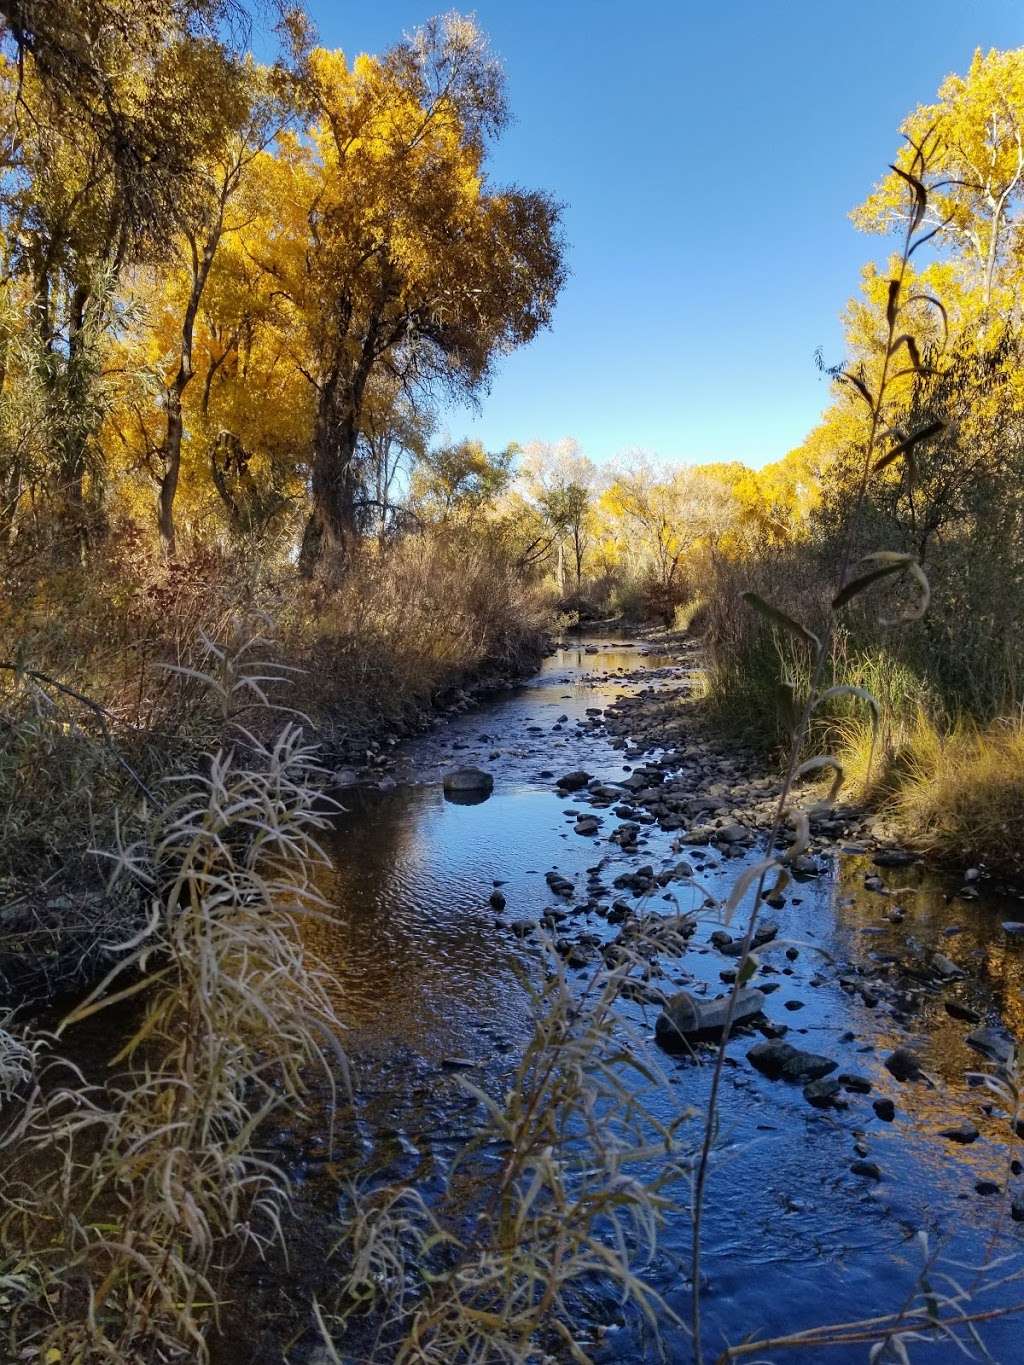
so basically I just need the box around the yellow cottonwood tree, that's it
[854,48,1024,310]
[246,15,565,572]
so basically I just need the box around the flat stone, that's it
[872,848,917,867]
[944,1000,981,1023]
[966,1028,1016,1066]
[716,823,750,844]
[748,1040,837,1082]
[656,987,765,1050]
[838,1073,873,1094]
[931,953,966,980]
[938,1120,980,1144]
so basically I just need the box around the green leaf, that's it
[740,592,821,653]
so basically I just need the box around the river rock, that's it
[872,848,916,867]
[443,767,493,794]
[556,770,591,791]
[716,822,750,844]
[873,1097,896,1121]
[655,987,765,1049]
[938,1120,980,1144]
[884,1047,924,1082]
[850,1160,882,1181]
[838,1073,873,1094]
[930,953,966,980]
[945,1000,981,1023]
[804,1078,842,1108]
[1002,922,1024,935]
[966,1027,1016,1066]
[574,817,600,836]
[747,1040,837,1082]
[545,871,574,897]
[489,890,506,912]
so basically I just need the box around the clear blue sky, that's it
[291,1,1022,469]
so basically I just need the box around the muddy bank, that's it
[211,635,1024,1363]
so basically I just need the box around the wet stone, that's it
[747,1040,838,1082]
[838,1073,873,1094]
[884,1047,924,1082]
[656,987,765,1049]
[850,1160,882,1181]
[556,770,591,791]
[804,1078,843,1108]
[938,1120,980,1144]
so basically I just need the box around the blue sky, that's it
[294,1,1022,469]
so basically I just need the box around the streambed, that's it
[236,638,1024,1363]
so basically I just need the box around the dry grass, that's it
[286,533,550,746]
[839,708,1024,875]
[0,634,346,1361]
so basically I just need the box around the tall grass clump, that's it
[0,634,345,1361]
[878,711,1024,874]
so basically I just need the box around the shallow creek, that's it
[235,638,1024,1363]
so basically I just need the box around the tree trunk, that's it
[301,350,373,576]
[157,209,225,558]
[157,387,183,556]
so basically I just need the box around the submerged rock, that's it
[850,1159,882,1180]
[443,767,494,794]
[945,1000,981,1024]
[966,1027,1016,1066]
[938,1120,980,1144]
[930,953,966,980]
[747,1040,837,1082]
[655,987,765,1049]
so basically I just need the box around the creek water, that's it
[246,639,1024,1362]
